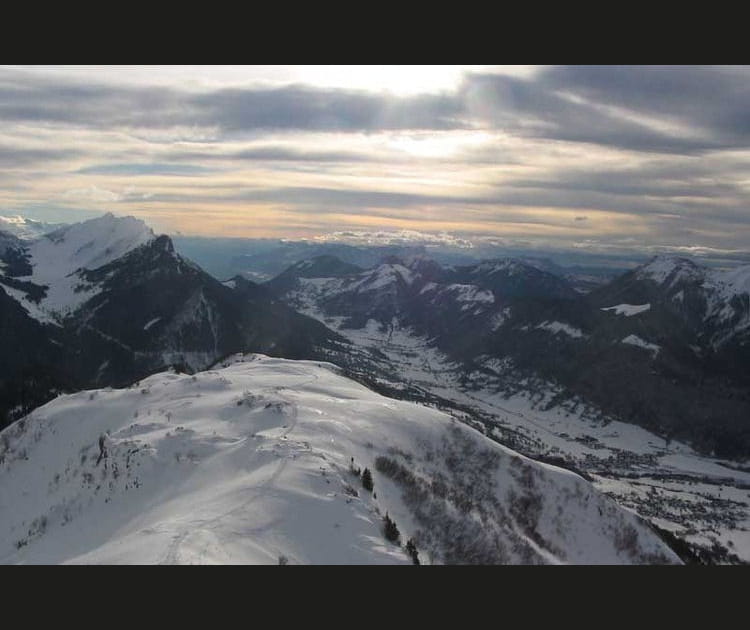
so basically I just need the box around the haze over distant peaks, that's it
[0,215,67,241]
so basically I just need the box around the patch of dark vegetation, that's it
[0,276,47,303]
[605,482,747,535]
[383,512,400,544]
[374,427,558,564]
[0,246,34,277]
[508,457,565,560]
[649,524,704,565]
[651,523,745,565]
[405,538,420,565]
[361,467,373,492]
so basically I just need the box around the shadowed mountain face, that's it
[0,217,345,429]
[63,236,344,385]
[0,287,72,423]
[267,253,750,459]
[587,256,750,377]
[265,255,364,295]
[268,254,578,337]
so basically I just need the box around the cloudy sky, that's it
[2,65,750,255]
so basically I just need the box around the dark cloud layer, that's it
[458,72,718,154]
[191,86,464,132]
[539,65,750,147]
[4,66,750,154]
[0,70,465,132]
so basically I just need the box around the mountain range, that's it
[0,214,344,427]
[266,252,750,459]
[2,213,750,563]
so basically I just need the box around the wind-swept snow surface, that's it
[0,355,677,565]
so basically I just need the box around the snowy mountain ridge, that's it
[0,354,679,565]
[637,254,750,315]
[24,213,154,321]
[1,213,155,323]
[636,255,704,287]
[628,254,750,347]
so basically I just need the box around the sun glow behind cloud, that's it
[7,65,535,96]
[0,65,749,254]
[386,131,495,158]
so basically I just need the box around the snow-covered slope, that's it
[20,213,154,321]
[0,354,678,565]
[601,303,651,317]
[1,213,155,324]
[31,213,153,277]
[621,334,661,356]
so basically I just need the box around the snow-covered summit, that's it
[623,255,750,345]
[471,258,527,276]
[12,213,155,321]
[0,354,679,565]
[636,255,750,299]
[635,255,750,320]
[636,255,704,286]
[349,262,415,293]
[33,213,154,274]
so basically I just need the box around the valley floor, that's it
[311,313,750,564]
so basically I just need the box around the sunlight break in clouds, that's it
[0,65,749,254]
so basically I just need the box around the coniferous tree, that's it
[383,512,400,544]
[361,467,374,492]
[405,538,420,565]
